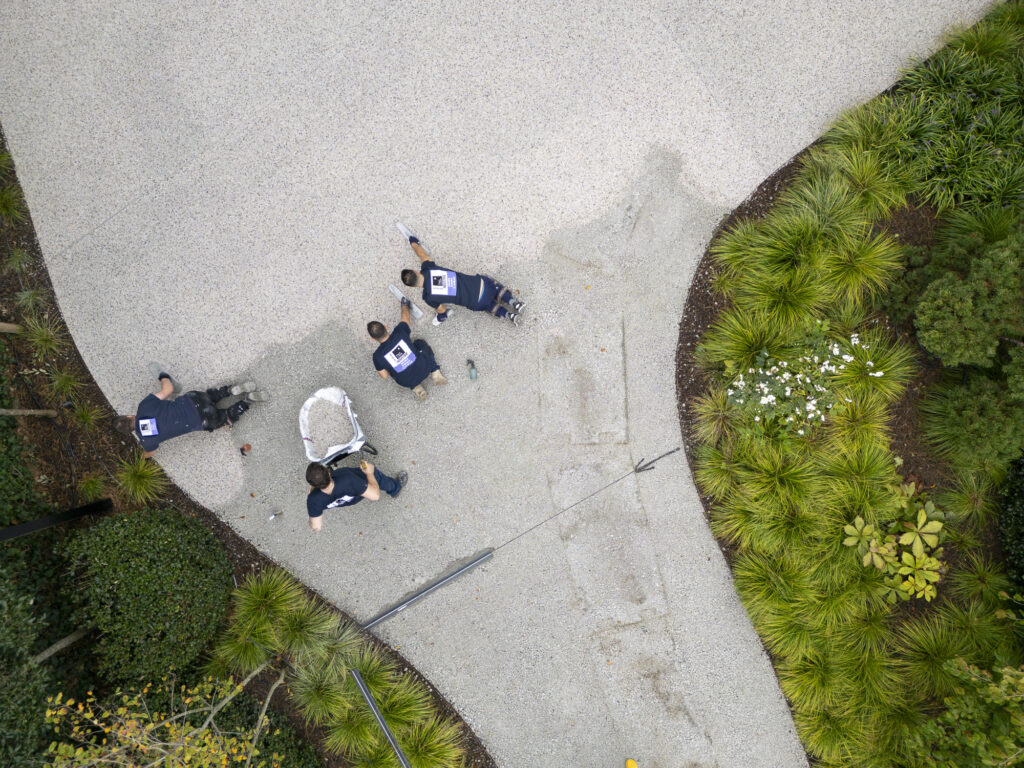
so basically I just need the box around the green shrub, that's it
[0,562,53,766]
[998,458,1024,588]
[915,234,1024,368]
[1008,345,1024,404]
[62,508,233,682]
[215,688,324,768]
[920,375,1024,477]
[905,659,1024,768]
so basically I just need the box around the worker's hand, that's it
[400,297,411,308]
[360,459,375,475]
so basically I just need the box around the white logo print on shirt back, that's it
[384,339,416,372]
[429,269,457,297]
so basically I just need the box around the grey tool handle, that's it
[389,284,424,319]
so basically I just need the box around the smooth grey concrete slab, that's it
[0,2,991,766]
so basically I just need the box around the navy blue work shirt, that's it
[134,394,202,452]
[306,467,370,518]
[419,259,483,309]
[372,322,432,389]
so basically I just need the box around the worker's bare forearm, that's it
[411,242,430,263]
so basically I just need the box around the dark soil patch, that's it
[0,128,495,768]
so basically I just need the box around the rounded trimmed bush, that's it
[998,458,1024,588]
[63,508,233,682]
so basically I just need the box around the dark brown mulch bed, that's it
[0,130,495,768]
[674,146,951,521]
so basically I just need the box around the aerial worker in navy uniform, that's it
[114,367,268,457]
[367,297,448,402]
[305,459,407,532]
[396,223,525,326]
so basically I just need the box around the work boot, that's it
[412,384,428,402]
[230,381,257,396]
[392,470,408,498]
[430,370,448,385]
[245,390,271,403]
[507,311,522,326]
[225,400,250,425]
[509,297,525,312]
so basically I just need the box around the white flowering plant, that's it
[723,325,881,438]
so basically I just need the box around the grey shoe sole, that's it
[245,390,271,402]
[231,381,258,396]
[147,362,182,393]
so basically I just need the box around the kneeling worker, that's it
[368,298,447,402]
[305,460,407,531]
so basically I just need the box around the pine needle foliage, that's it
[76,473,105,502]
[896,617,968,699]
[935,470,997,525]
[823,232,903,305]
[289,666,351,727]
[735,267,829,330]
[836,604,894,659]
[0,184,26,227]
[794,706,857,764]
[20,313,66,361]
[948,552,1012,609]
[691,385,742,446]
[937,601,1016,668]
[48,366,82,401]
[3,246,32,275]
[215,570,466,767]
[830,329,914,403]
[692,443,739,502]
[735,437,821,510]
[696,308,790,371]
[778,648,849,712]
[709,218,762,281]
[826,394,890,451]
[72,400,106,432]
[399,718,466,768]
[776,176,869,252]
[115,451,169,505]
[15,287,46,313]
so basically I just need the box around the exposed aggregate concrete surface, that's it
[0,2,991,765]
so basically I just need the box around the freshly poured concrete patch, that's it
[0,2,989,765]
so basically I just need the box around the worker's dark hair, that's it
[367,321,387,341]
[400,269,418,287]
[113,415,134,436]
[305,463,331,489]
